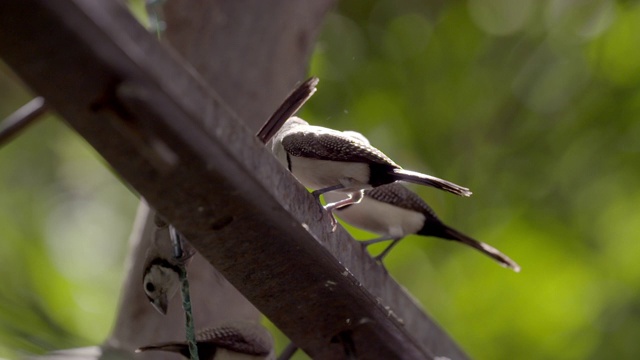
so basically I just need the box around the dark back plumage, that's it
[137,323,272,359]
[281,127,399,167]
[197,325,271,356]
[365,183,440,222]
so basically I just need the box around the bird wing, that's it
[365,183,440,220]
[281,128,398,167]
[136,326,271,358]
[137,342,193,357]
[197,326,272,356]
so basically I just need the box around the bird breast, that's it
[326,192,427,237]
[287,156,371,191]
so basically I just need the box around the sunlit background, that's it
[1,0,639,359]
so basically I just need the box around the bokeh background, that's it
[1,0,639,358]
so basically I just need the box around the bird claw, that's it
[330,213,338,232]
[372,253,386,263]
[360,236,393,247]
[321,205,339,232]
[371,238,401,264]
[312,189,323,203]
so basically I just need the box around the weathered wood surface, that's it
[0,1,468,359]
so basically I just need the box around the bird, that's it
[324,182,520,271]
[136,320,275,360]
[266,117,472,225]
[142,214,195,315]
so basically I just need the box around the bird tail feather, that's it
[442,226,521,272]
[390,169,472,197]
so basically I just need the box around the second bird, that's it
[325,183,520,272]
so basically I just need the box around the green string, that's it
[145,0,166,39]
[147,2,193,358]
[178,263,199,360]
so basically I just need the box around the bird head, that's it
[142,259,181,315]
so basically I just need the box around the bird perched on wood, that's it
[321,130,519,271]
[136,321,275,360]
[325,183,520,271]
[266,117,471,226]
[142,214,195,314]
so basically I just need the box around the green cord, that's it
[178,264,199,360]
[145,0,166,39]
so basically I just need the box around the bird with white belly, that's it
[325,183,520,271]
[322,130,519,271]
[265,117,472,227]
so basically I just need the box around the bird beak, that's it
[151,294,169,315]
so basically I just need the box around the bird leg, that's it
[374,238,403,262]
[311,183,345,202]
[360,235,396,246]
[323,190,364,232]
[359,236,401,266]
[324,189,364,212]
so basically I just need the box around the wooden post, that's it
[0,1,468,359]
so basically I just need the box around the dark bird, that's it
[136,321,274,359]
[326,182,520,271]
[266,117,471,225]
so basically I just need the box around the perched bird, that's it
[325,183,520,271]
[142,215,195,314]
[136,321,275,360]
[266,117,471,225]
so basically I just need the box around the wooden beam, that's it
[0,1,468,359]
[161,0,334,130]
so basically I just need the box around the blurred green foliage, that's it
[1,0,639,359]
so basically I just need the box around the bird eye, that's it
[145,282,156,293]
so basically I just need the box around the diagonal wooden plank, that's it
[0,1,468,359]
